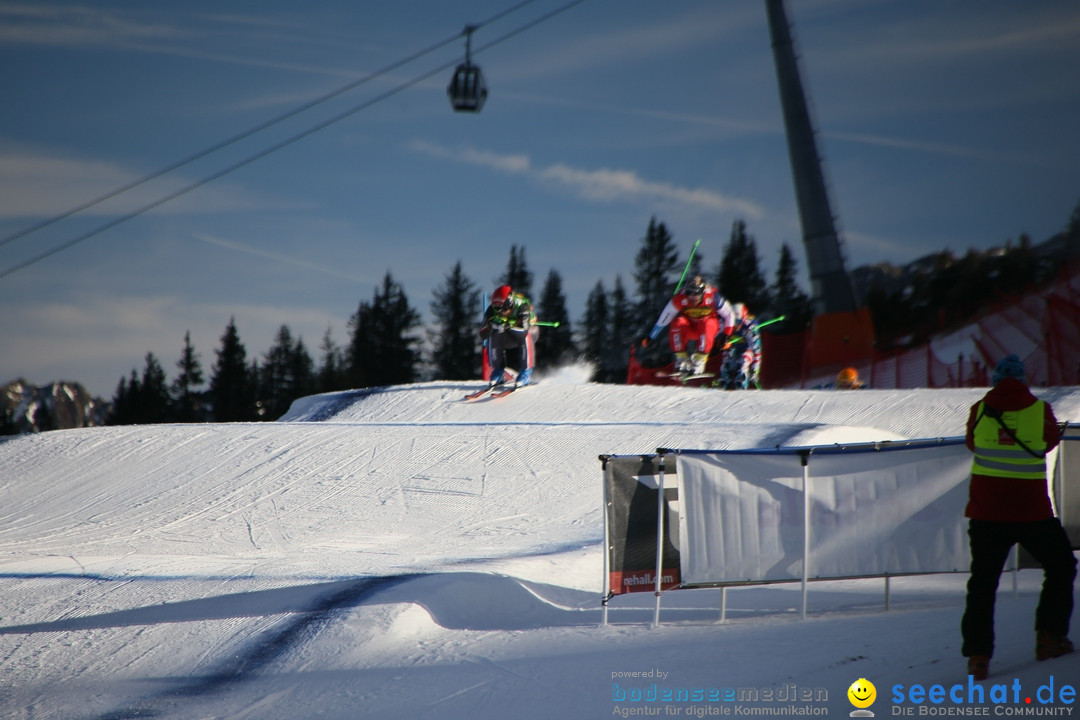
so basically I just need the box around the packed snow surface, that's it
[2,367,1078,718]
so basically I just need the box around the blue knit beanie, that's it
[992,354,1026,385]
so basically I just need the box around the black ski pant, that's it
[488,329,531,377]
[961,518,1077,657]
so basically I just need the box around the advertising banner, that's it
[675,441,973,586]
[602,455,681,595]
[602,426,1076,603]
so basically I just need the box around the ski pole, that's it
[723,315,786,348]
[721,314,788,350]
[533,320,561,328]
[672,238,702,295]
[756,314,787,330]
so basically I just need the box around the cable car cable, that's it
[0,0,591,281]
[0,60,456,281]
[0,0,545,253]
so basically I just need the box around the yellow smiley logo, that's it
[847,678,876,709]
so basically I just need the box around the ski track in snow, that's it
[2,377,1079,719]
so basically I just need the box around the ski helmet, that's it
[687,276,706,297]
[837,367,859,388]
[492,284,512,308]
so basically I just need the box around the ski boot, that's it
[673,352,691,374]
[691,353,709,376]
[489,367,518,388]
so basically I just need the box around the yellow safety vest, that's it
[970,401,1048,479]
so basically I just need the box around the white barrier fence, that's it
[602,427,1078,625]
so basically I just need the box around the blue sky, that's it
[2,0,1079,398]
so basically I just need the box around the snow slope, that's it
[2,367,1079,719]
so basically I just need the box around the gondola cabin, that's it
[447,62,487,112]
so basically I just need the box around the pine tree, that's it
[347,272,422,387]
[347,305,373,389]
[1068,197,1080,238]
[208,318,257,421]
[259,325,290,419]
[317,326,347,393]
[259,325,311,420]
[580,280,610,379]
[769,243,813,333]
[430,261,481,380]
[718,220,770,312]
[108,354,170,425]
[501,245,533,299]
[633,217,681,334]
[107,371,140,425]
[605,276,634,382]
[290,337,315,408]
[172,331,205,422]
[535,269,575,369]
[609,276,634,346]
[138,352,171,423]
[249,359,263,418]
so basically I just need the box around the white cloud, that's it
[493,4,760,81]
[0,148,271,221]
[823,131,1052,168]
[193,233,370,284]
[888,10,1080,61]
[0,4,183,48]
[539,163,761,218]
[0,5,347,79]
[456,146,532,175]
[409,140,763,218]
[805,4,1080,81]
[0,152,136,218]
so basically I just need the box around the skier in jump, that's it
[479,284,537,388]
[718,303,762,390]
[645,276,736,376]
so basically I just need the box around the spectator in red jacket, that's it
[960,354,1076,680]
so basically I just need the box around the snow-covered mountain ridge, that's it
[1,378,107,433]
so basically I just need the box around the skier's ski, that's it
[464,376,536,402]
[656,370,715,383]
[464,384,500,402]
[490,382,534,399]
